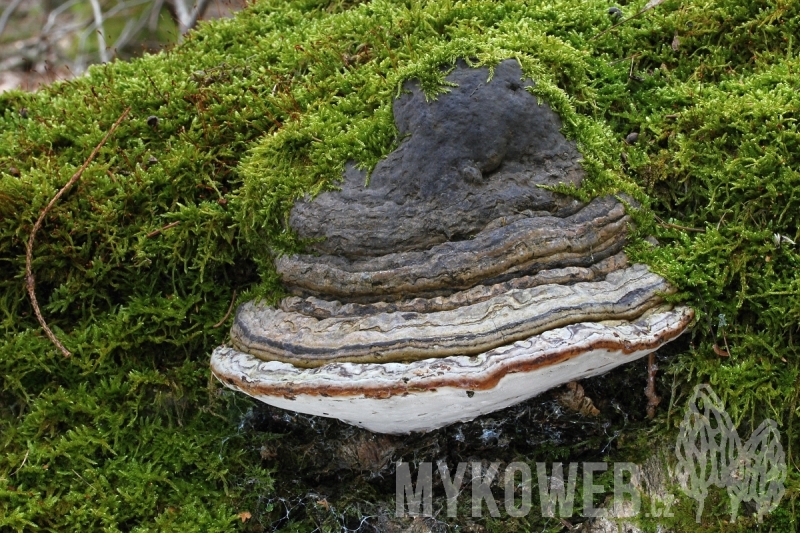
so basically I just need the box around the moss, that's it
[1,0,798,530]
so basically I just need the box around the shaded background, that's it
[0,0,247,92]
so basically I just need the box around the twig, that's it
[114,0,162,55]
[654,215,706,233]
[42,0,82,36]
[185,0,214,34]
[0,0,24,39]
[213,290,238,328]
[645,352,661,419]
[144,72,167,102]
[26,108,131,357]
[657,222,705,233]
[590,0,667,41]
[10,449,29,476]
[88,0,110,63]
[149,0,165,31]
[721,327,731,356]
[71,469,94,488]
[607,53,639,66]
[171,0,209,36]
[170,0,192,33]
[145,220,180,238]
[75,0,152,71]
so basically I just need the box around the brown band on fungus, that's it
[277,196,631,301]
[279,252,629,319]
[212,307,694,398]
[231,265,671,367]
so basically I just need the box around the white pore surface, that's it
[211,307,692,434]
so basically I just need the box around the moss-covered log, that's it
[1,0,798,530]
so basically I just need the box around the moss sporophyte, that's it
[1,0,798,531]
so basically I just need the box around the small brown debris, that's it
[713,344,730,357]
[8,166,20,176]
[212,290,237,328]
[671,33,681,51]
[557,381,600,417]
[259,445,277,460]
[336,434,396,473]
[145,221,180,239]
[645,352,661,419]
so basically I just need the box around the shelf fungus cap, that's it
[211,306,693,434]
[211,59,694,434]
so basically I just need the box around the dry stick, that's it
[213,290,238,328]
[607,53,639,66]
[145,220,180,238]
[184,0,213,34]
[88,0,109,63]
[645,352,661,419]
[10,449,29,477]
[0,0,25,39]
[721,328,731,357]
[25,107,131,357]
[654,215,706,233]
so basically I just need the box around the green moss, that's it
[1,0,798,530]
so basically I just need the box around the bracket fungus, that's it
[211,60,693,434]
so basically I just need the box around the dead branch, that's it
[145,220,180,238]
[149,0,165,31]
[10,449,29,477]
[645,352,661,419]
[654,215,706,233]
[113,0,160,53]
[171,0,192,32]
[0,0,25,39]
[185,0,213,33]
[42,0,83,36]
[213,290,238,328]
[168,0,213,36]
[25,107,131,357]
[88,0,110,63]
